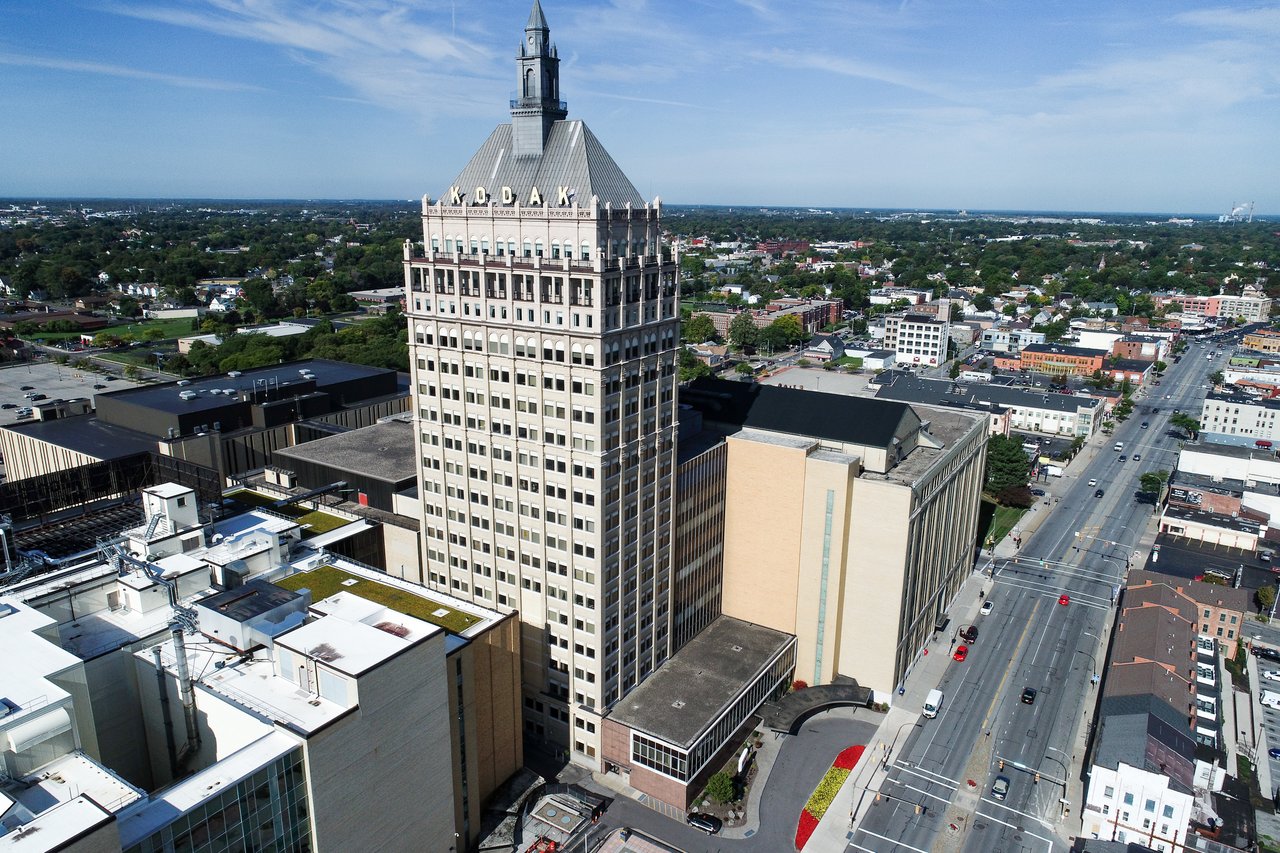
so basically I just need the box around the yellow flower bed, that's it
[804,766,851,820]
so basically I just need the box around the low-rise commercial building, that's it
[1199,391,1280,445]
[1015,343,1108,377]
[980,327,1045,354]
[0,359,409,483]
[1243,329,1280,354]
[874,374,1100,438]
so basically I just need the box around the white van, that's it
[923,688,944,719]
[1114,442,1124,452]
[1262,690,1280,709]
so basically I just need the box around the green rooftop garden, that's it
[275,564,482,634]
[226,489,351,537]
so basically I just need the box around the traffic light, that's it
[1034,773,1041,784]
[998,759,1005,771]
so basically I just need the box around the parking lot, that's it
[0,358,142,427]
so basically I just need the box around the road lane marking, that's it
[852,827,933,853]
[893,762,959,788]
[981,796,1054,826]
[973,806,1055,847]
[980,599,1040,734]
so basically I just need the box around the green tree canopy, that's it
[683,313,718,344]
[728,311,759,351]
[985,434,1029,495]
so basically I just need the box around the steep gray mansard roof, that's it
[446,120,646,209]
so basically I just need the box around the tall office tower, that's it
[403,1,680,763]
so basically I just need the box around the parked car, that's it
[1264,670,1280,683]
[19,385,33,391]
[93,383,106,389]
[1021,687,1037,705]
[1253,647,1280,663]
[991,775,1010,800]
[1270,748,1280,760]
[0,403,14,410]
[29,394,46,401]
[686,813,722,835]
[953,645,969,662]
[960,625,979,643]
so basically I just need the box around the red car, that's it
[953,645,969,661]
[1058,594,1070,606]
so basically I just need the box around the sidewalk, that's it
[805,570,991,852]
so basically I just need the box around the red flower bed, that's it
[833,744,865,771]
[794,808,819,850]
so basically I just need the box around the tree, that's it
[949,360,962,380]
[985,434,1029,496]
[1153,360,1168,374]
[769,313,805,346]
[705,771,736,805]
[1138,470,1170,498]
[1258,585,1276,615]
[677,347,712,382]
[683,313,718,344]
[734,361,755,376]
[728,311,759,351]
[1170,413,1200,439]
[1209,370,1224,386]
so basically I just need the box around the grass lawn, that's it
[982,498,1026,547]
[226,489,351,536]
[30,317,200,344]
[275,565,483,634]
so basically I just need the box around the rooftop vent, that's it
[671,699,686,709]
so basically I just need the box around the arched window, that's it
[508,239,517,256]
[551,240,561,259]
[571,343,583,365]
[470,238,479,255]
[535,239,544,257]
[584,345,595,366]
[463,330,475,351]
[581,241,591,260]
[555,342,566,363]
[481,238,489,255]
[515,336,527,357]
[524,68,534,97]
[499,334,510,355]
[488,333,499,354]
[523,238,533,258]
[430,235,440,253]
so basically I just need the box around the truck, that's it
[1043,465,1064,478]
[1114,442,1124,452]
[923,688,944,719]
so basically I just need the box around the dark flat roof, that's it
[606,616,793,748]
[197,579,302,623]
[2,413,156,459]
[1021,343,1108,358]
[683,377,915,449]
[875,375,1098,414]
[98,359,396,417]
[272,419,416,484]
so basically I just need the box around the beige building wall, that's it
[719,433,810,635]
[720,412,987,699]
[0,430,101,482]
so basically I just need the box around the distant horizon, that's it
[2,2,1275,214]
[2,196,1274,222]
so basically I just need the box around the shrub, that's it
[705,770,736,804]
[791,679,809,691]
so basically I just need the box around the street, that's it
[851,338,1231,852]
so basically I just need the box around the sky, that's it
[2,1,1278,214]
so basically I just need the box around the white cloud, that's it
[0,50,263,91]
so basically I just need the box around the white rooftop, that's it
[144,483,190,499]
[0,796,113,851]
[0,601,79,724]
[277,603,437,677]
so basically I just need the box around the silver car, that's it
[992,775,1010,801]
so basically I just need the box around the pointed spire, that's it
[527,0,548,32]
